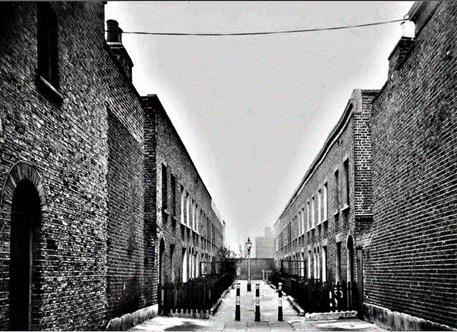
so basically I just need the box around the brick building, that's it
[274,89,377,290]
[0,3,148,329]
[0,2,224,330]
[274,2,457,330]
[365,2,457,330]
[142,95,224,301]
[255,227,274,258]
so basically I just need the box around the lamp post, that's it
[246,237,252,292]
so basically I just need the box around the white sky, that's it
[105,1,414,255]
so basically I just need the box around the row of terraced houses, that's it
[274,2,456,330]
[0,2,224,330]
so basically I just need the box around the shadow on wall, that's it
[109,273,141,318]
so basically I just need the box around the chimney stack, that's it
[388,36,415,77]
[106,20,133,82]
[106,19,123,43]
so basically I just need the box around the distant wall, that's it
[238,258,274,280]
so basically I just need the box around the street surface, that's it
[130,280,385,331]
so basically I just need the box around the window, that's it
[287,222,292,244]
[170,174,176,215]
[335,170,339,212]
[191,200,195,229]
[322,246,327,282]
[343,159,350,207]
[311,197,315,229]
[308,250,312,278]
[336,242,342,283]
[313,249,317,279]
[37,3,60,91]
[301,207,305,234]
[161,165,167,210]
[323,183,328,221]
[296,215,300,237]
[180,188,185,224]
[186,194,190,227]
[307,201,311,231]
[317,189,322,224]
[192,202,196,231]
[296,215,300,238]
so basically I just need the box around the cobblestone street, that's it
[130,280,385,331]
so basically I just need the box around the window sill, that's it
[36,75,63,103]
[333,210,339,216]
[162,208,170,215]
[341,204,350,212]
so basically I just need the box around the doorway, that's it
[159,239,165,286]
[9,180,41,330]
[347,236,354,283]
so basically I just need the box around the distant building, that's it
[255,227,274,258]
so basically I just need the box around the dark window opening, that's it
[37,2,59,88]
[335,169,339,211]
[170,174,176,215]
[343,159,350,206]
[161,164,167,210]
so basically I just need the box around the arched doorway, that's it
[9,180,41,330]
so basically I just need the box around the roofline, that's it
[278,89,373,221]
[142,94,219,216]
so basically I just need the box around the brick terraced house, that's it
[365,2,457,330]
[274,2,457,330]
[142,95,224,302]
[274,89,377,298]
[0,3,224,330]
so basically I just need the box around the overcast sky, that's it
[105,1,414,255]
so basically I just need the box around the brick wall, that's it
[368,2,457,328]
[0,3,146,330]
[238,258,275,280]
[106,109,144,318]
[275,90,376,286]
[142,95,224,295]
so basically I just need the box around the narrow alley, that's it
[130,280,385,331]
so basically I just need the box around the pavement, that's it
[129,280,386,331]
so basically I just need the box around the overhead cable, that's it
[110,18,407,37]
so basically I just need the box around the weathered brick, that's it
[275,89,377,287]
[0,3,146,330]
[368,2,457,329]
[142,95,224,295]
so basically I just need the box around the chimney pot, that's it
[106,19,122,43]
[401,20,415,38]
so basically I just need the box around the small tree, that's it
[215,246,237,276]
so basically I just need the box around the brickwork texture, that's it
[367,2,457,329]
[0,3,147,330]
